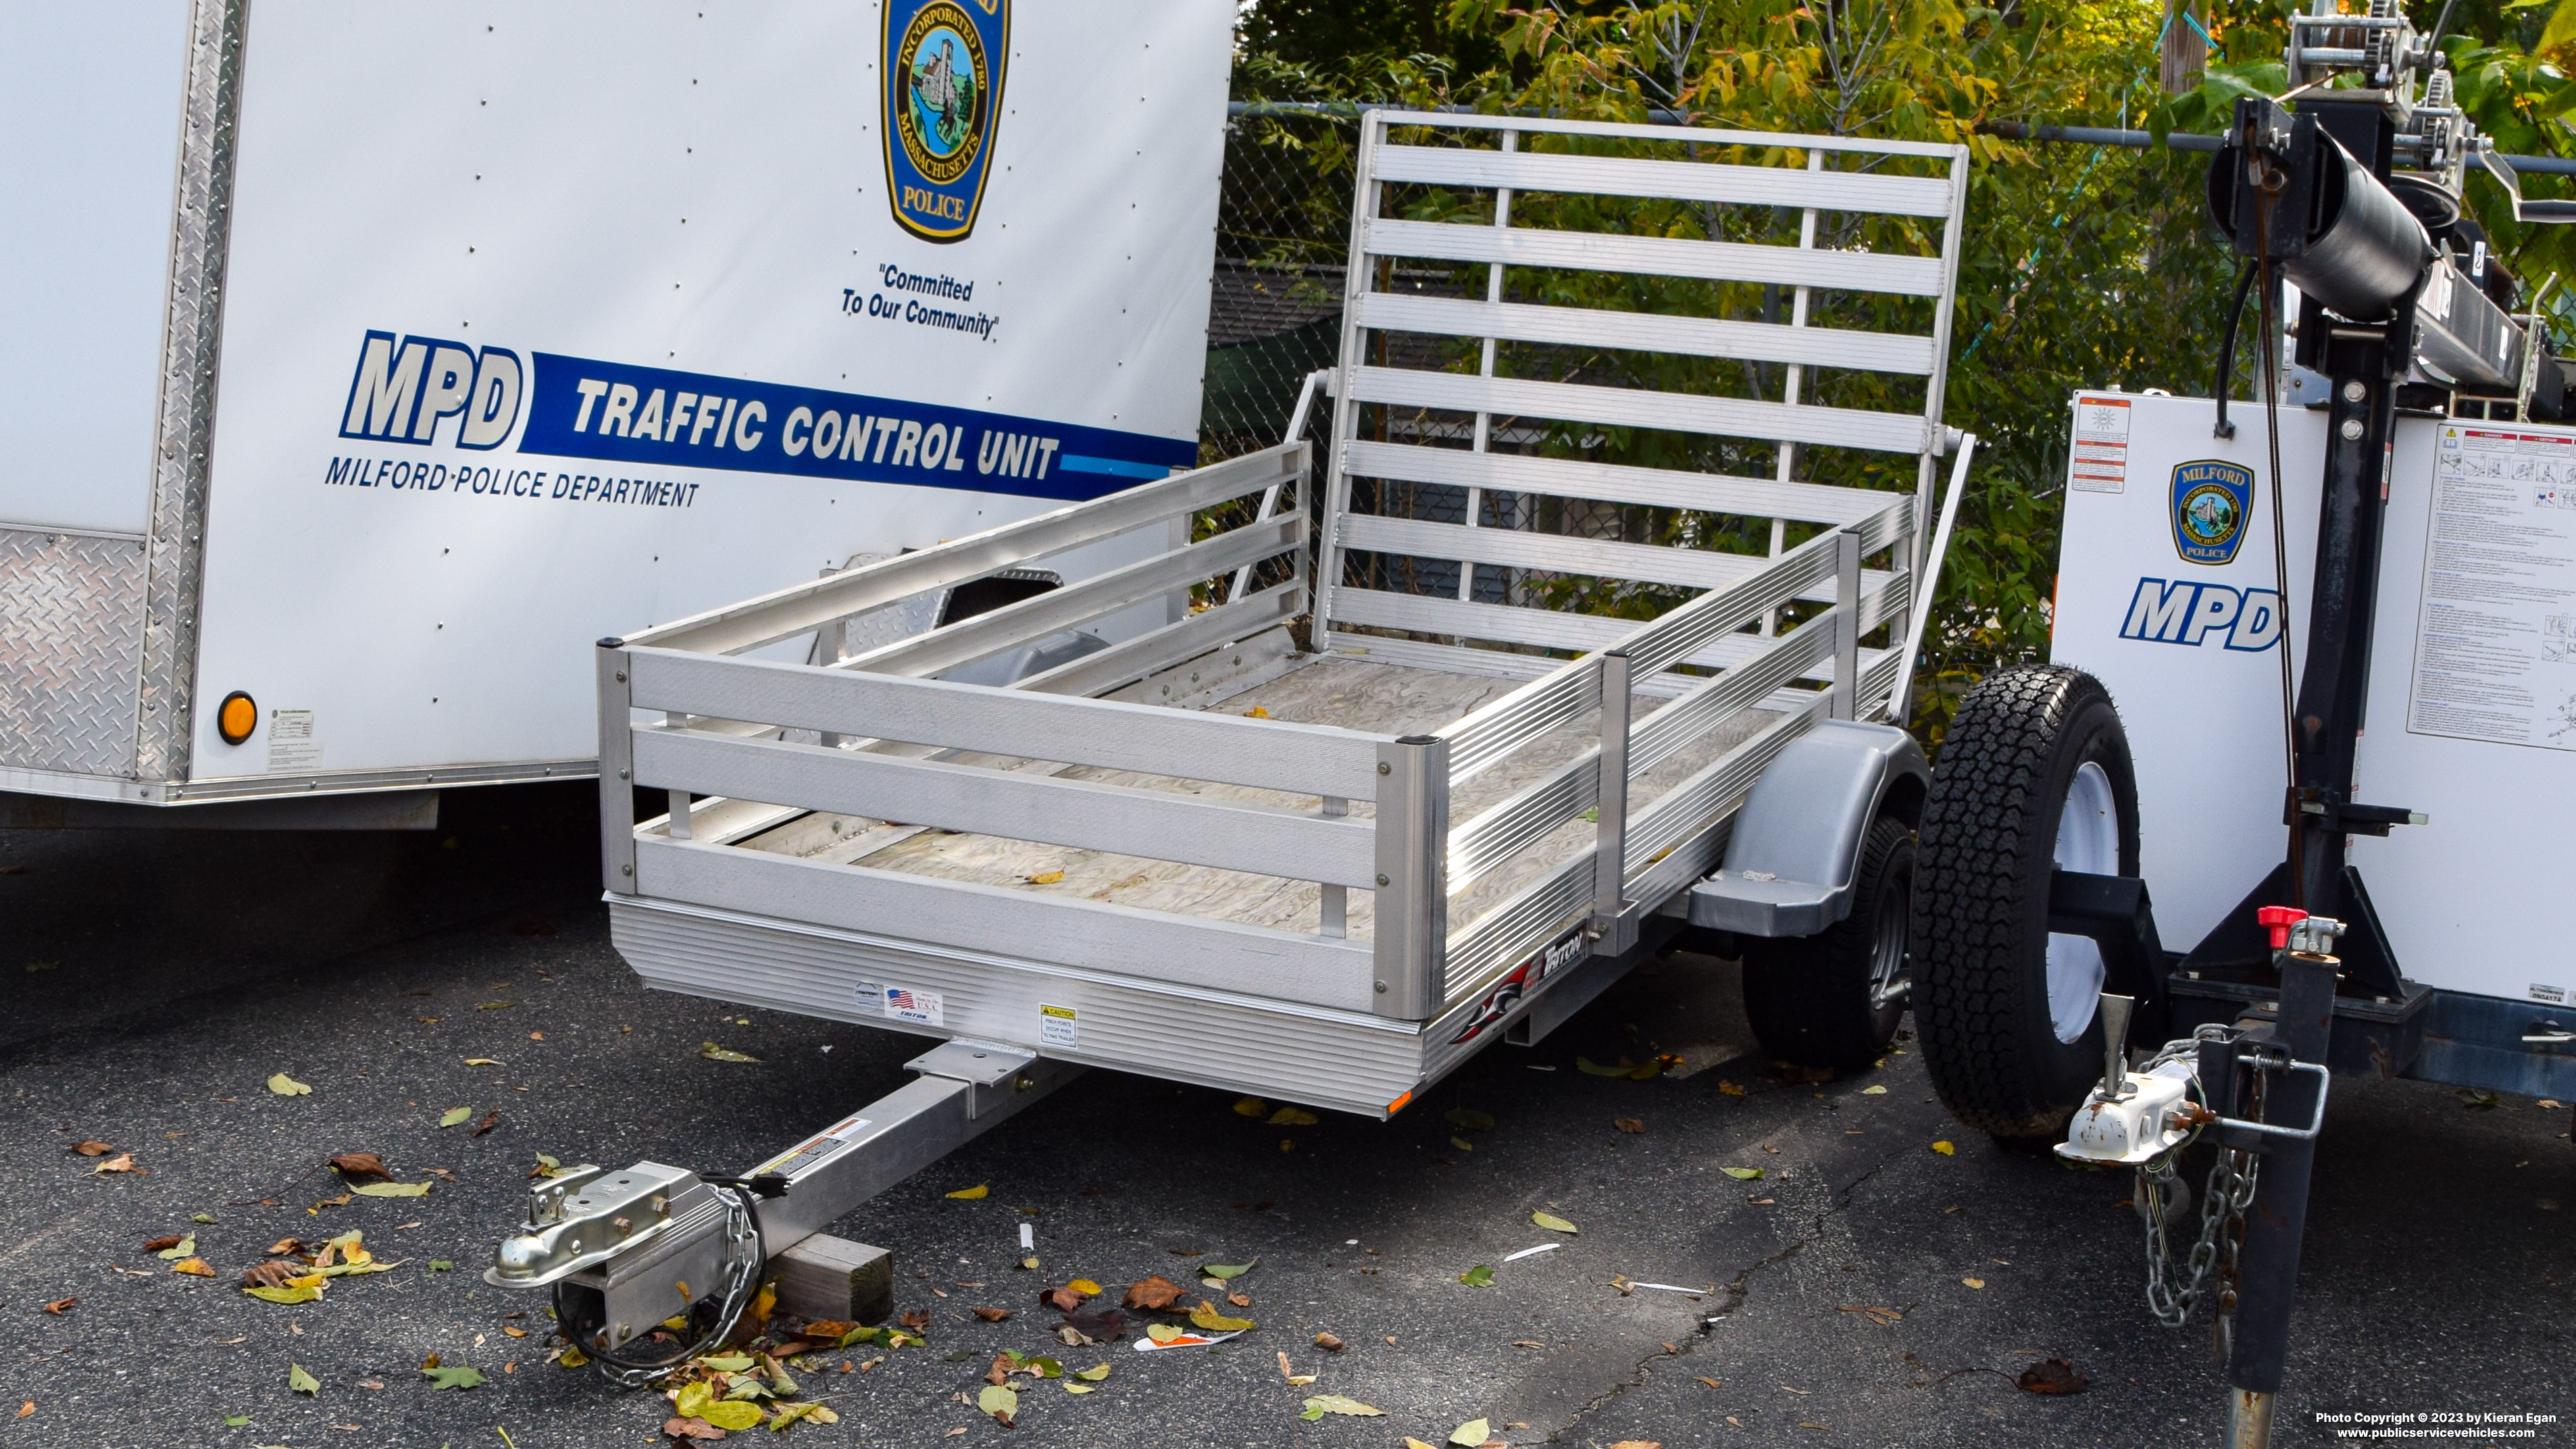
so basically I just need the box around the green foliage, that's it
[1234,0,2576,740]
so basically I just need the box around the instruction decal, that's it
[2408,426,2576,750]
[1038,1003,1078,1049]
[2070,395,2131,493]
[265,709,323,772]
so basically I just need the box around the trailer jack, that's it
[487,1041,1083,1383]
[2061,910,2344,1448]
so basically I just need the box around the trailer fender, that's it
[1686,719,1927,938]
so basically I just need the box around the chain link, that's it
[582,1184,767,1389]
[2136,1029,2260,1343]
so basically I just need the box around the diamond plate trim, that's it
[135,0,247,784]
[0,529,149,777]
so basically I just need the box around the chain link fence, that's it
[1198,106,1359,464]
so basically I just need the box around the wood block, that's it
[772,1234,892,1326]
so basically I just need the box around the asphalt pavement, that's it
[1,784,2568,1448]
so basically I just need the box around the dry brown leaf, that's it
[1039,1286,1084,1313]
[1696,1375,1723,1390]
[1313,1331,1344,1352]
[11,1403,28,1420]
[1123,1275,1184,1311]
[41,1298,73,1315]
[141,1235,184,1253]
[985,1354,1012,1386]
[243,1262,304,1289]
[70,1141,112,1156]
[2017,1358,2090,1395]
[1613,1117,1646,1134]
[799,1319,856,1340]
[266,1237,304,1257]
[471,1111,499,1138]
[328,1152,390,1181]
[92,1153,136,1175]
[1228,1291,1251,1307]
[662,1417,726,1441]
[971,1306,1011,1322]
[897,1308,930,1331]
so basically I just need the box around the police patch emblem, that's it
[882,0,1007,244]
[2169,459,2252,565]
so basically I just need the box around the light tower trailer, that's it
[484,111,1986,1384]
[1907,12,2576,1444]
[0,1,1232,828]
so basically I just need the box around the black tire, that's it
[1740,813,1915,1071]
[1913,664,2140,1141]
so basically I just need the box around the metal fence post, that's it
[597,639,636,894]
[1831,527,1863,721]
[1593,653,1632,950]
[1371,734,1449,1019]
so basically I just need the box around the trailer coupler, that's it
[2061,908,2347,1449]
[487,1040,1083,1383]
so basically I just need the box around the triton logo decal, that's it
[338,331,523,449]
[2117,577,2283,651]
[2170,459,2252,565]
[883,0,1008,244]
[1448,927,1588,1045]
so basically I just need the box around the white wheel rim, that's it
[2046,761,2117,1043]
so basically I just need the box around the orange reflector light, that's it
[216,691,257,745]
[1385,1090,1414,1116]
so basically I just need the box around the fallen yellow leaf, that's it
[1026,870,1065,885]
[1931,1140,1956,1155]
[946,1184,989,1200]
[170,1258,216,1277]
[1860,1085,1888,1095]
[1962,1277,1986,1290]
[1233,1096,1269,1117]
[266,1073,311,1096]
[1066,1279,1103,1296]
[1267,1106,1319,1126]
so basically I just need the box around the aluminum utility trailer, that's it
[489,111,1979,1378]
[1906,13,2576,1445]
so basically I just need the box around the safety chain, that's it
[2136,1029,2261,1342]
[568,1182,767,1389]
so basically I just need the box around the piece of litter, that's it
[1502,1244,1561,1263]
[1623,1281,1711,1298]
[1019,1223,1034,1250]
[1132,1328,1242,1352]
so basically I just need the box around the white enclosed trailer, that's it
[0,0,1232,820]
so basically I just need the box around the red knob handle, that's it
[2256,905,2307,950]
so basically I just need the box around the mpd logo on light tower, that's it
[883,0,1009,243]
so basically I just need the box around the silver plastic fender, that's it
[1686,719,1927,938]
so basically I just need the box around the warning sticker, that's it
[1038,1003,1078,1048]
[753,1111,875,1180]
[265,709,324,772]
[2071,395,2133,494]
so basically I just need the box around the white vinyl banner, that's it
[188,1,1232,779]
[2051,392,2576,1004]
